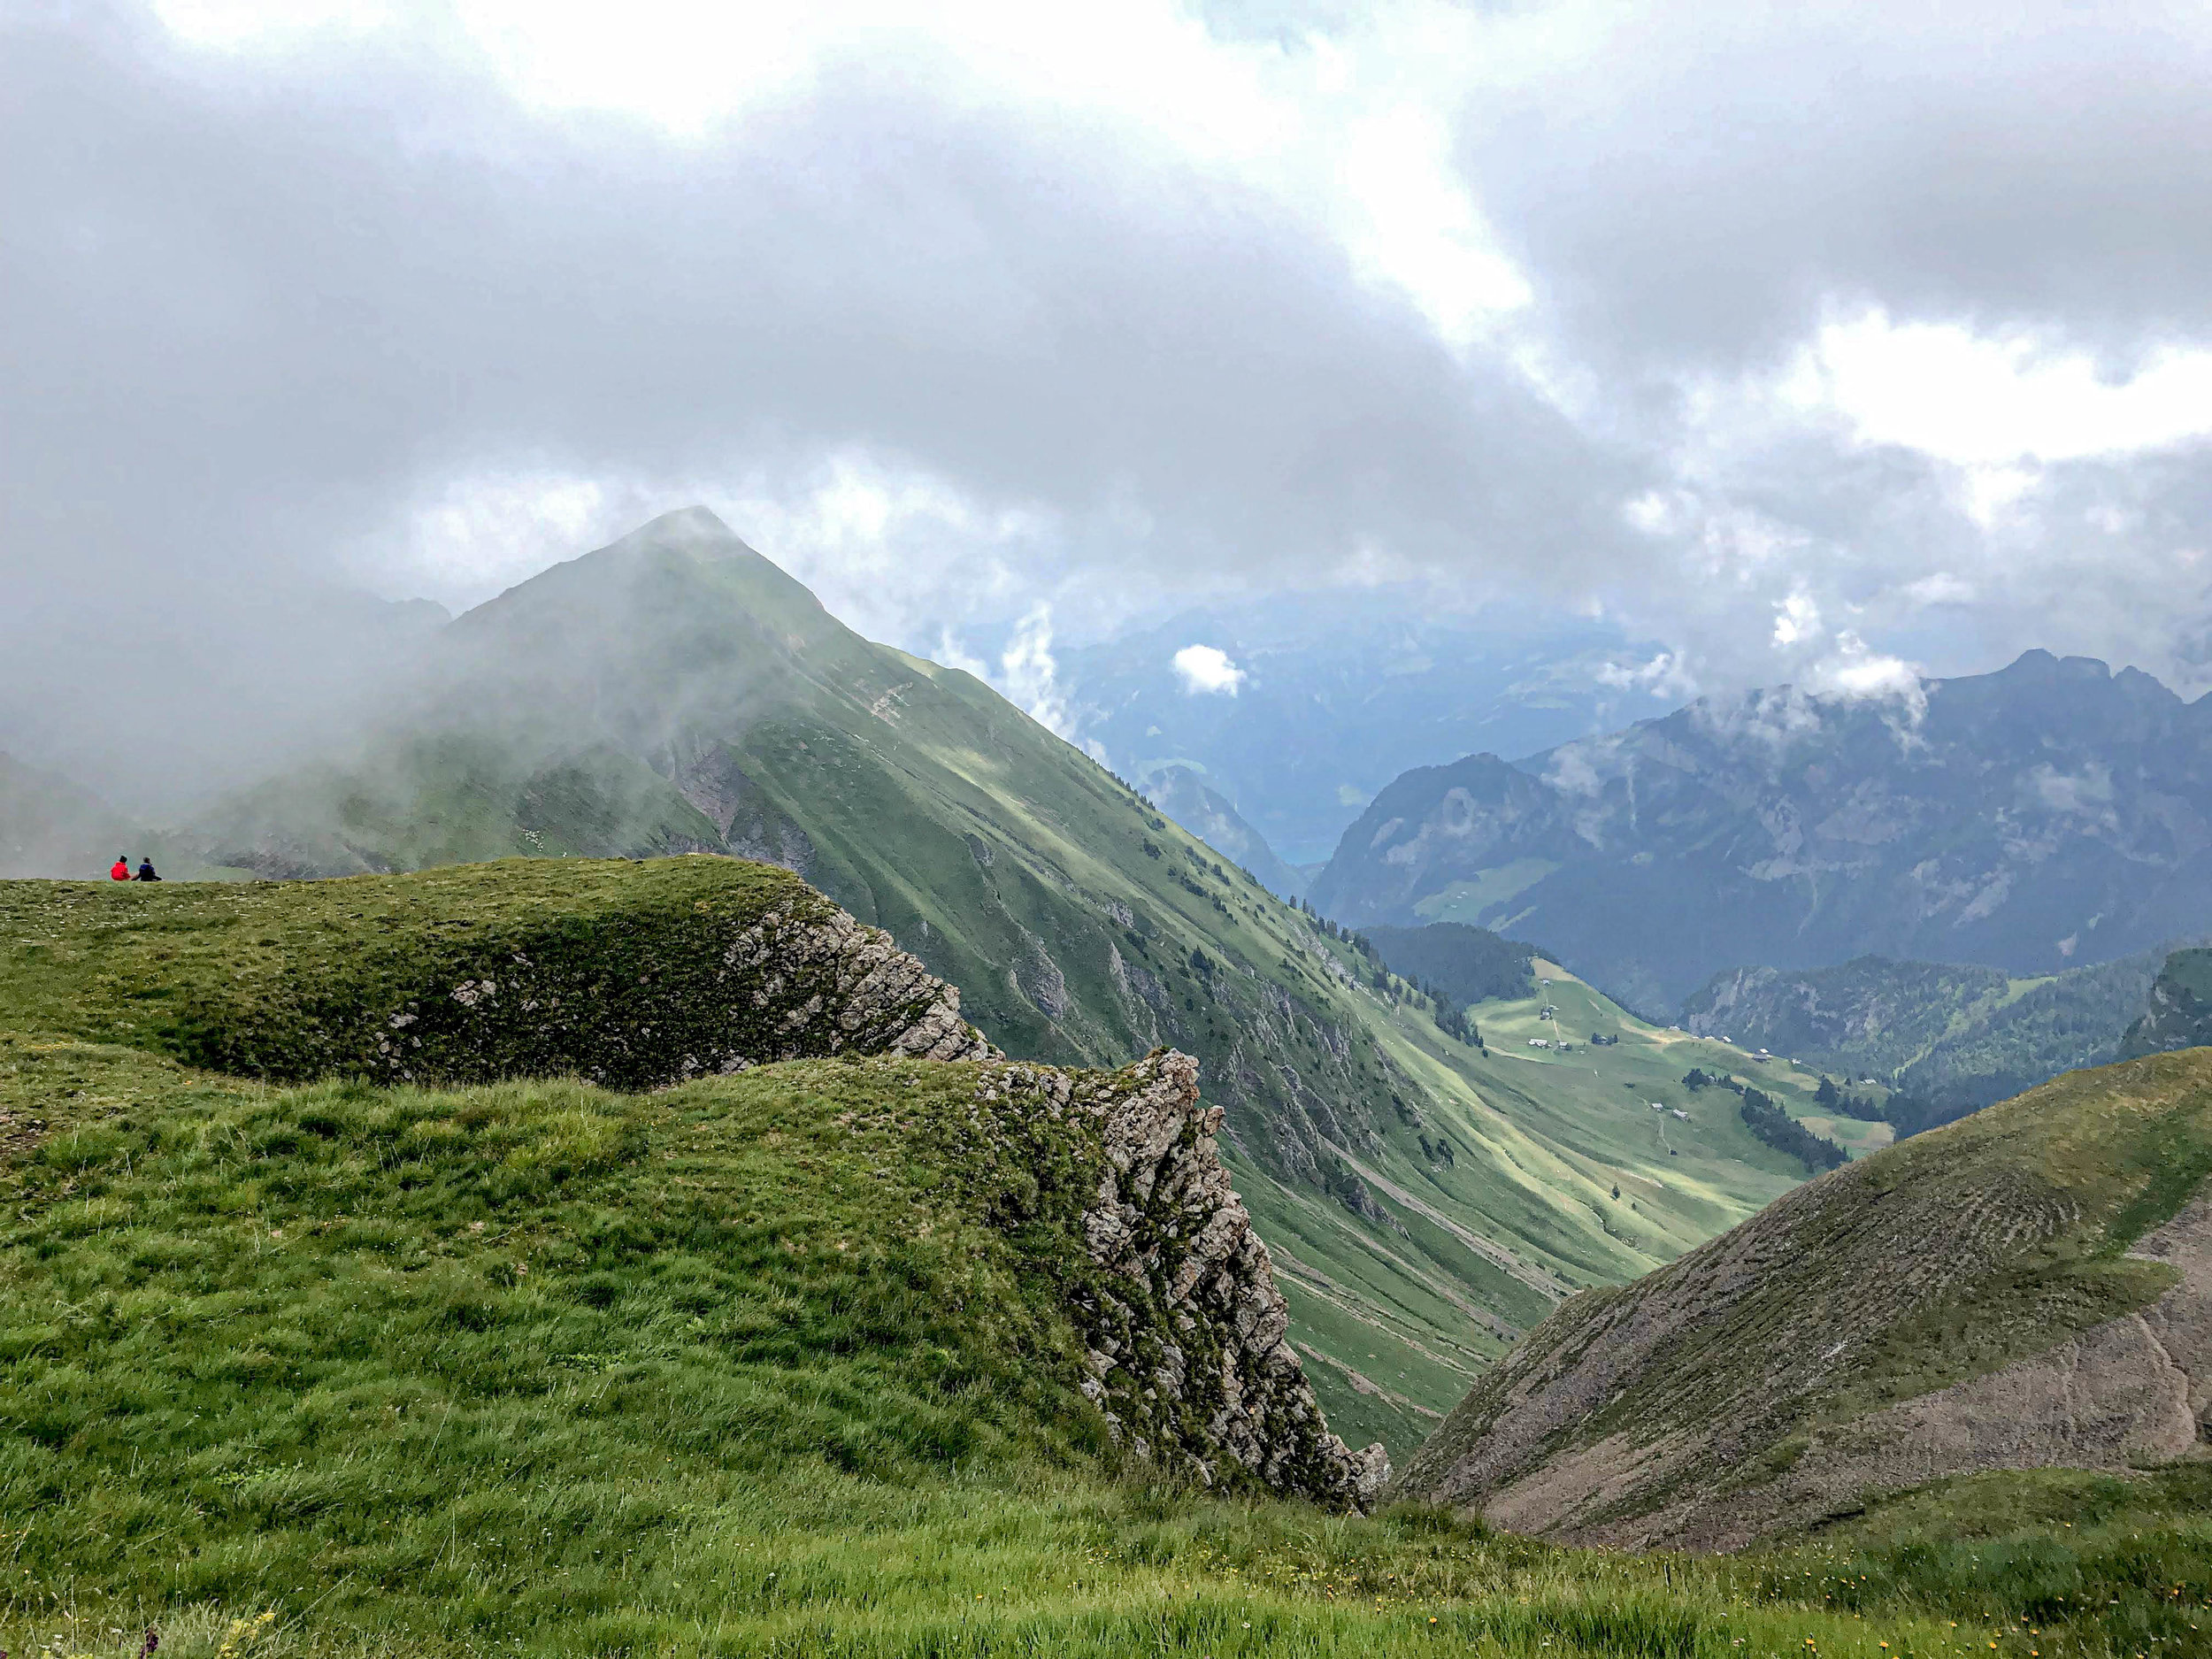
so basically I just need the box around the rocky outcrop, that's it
[671,742,818,877]
[163,859,995,1088]
[967,1052,1388,1511]
[720,898,995,1065]
[2123,948,2212,1058]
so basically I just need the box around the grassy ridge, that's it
[3,1036,2201,1658]
[0,860,826,1082]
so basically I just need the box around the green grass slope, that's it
[1686,950,2175,1127]
[1395,1048,2212,1553]
[154,511,1841,1458]
[0,958,2199,1655]
[0,859,986,1087]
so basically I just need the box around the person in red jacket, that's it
[109,856,130,881]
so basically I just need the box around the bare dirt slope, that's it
[1391,1048,2212,1549]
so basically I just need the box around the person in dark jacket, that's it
[134,857,160,882]
[109,856,130,881]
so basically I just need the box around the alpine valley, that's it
[5,509,2212,1659]
[0,510,1840,1460]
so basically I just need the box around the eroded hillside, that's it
[1393,1048,2212,1550]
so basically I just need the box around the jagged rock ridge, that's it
[1044,1051,1386,1508]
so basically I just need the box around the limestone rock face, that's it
[722,899,995,1065]
[981,1050,1388,1511]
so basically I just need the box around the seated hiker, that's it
[109,855,130,881]
[134,856,160,882]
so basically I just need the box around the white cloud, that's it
[152,0,397,49]
[29,0,2212,741]
[932,628,992,683]
[2029,762,2115,818]
[999,605,1084,744]
[1770,590,1821,648]
[1171,643,1247,695]
[1786,311,2212,468]
[1901,572,1975,607]
[1596,650,1700,702]
[361,469,626,602]
[1809,641,1921,705]
[147,0,1533,353]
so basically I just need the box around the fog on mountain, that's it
[11,4,2212,1653]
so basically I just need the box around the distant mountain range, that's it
[1056,595,1648,867]
[1310,650,2212,1013]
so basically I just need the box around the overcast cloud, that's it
[6,0,2212,803]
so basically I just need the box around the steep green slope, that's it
[1145,763,1307,898]
[1394,1048,2212,1552]
[1365,921,1540,1008]
[3,1044,2106,1659]
[1686,949,2173,1126]
[165,511,1825,1456]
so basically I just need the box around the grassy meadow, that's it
[2,1034,2204,1659]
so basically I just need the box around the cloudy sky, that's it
[8,0,2212,794]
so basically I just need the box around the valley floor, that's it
[1245,956,1853,1455]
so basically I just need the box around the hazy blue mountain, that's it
[1056,593,1654,866]
[1141,763,1308,897]
[1310,650,2212,1011]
